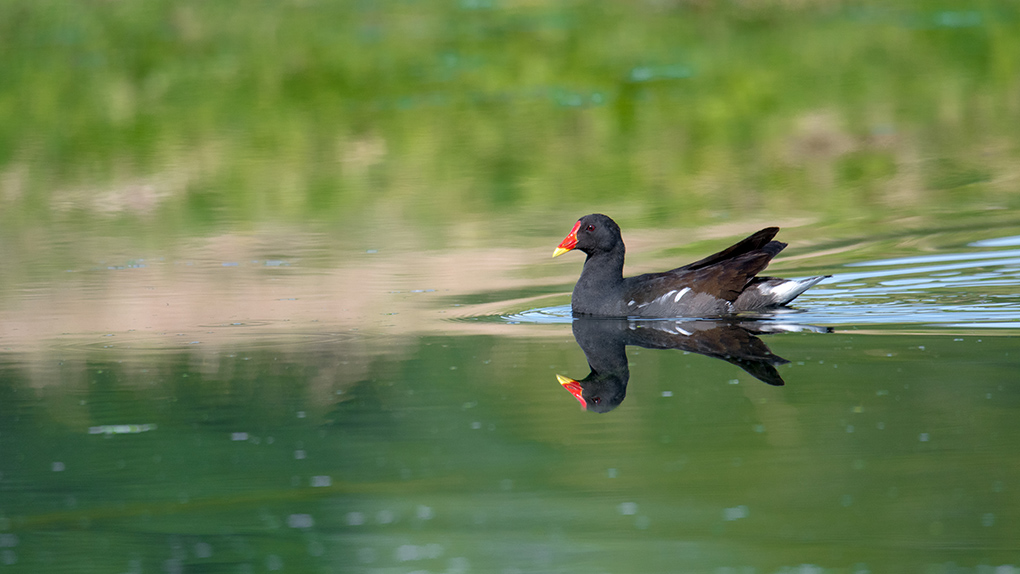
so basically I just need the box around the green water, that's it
[2,321,1018,572]
[2,1,1020,572]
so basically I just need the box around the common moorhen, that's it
[553,214,826,317]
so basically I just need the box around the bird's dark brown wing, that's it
[629,248,780,304]
[678,227,781,271]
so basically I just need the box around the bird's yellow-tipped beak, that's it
[556,374,586,409]
[552,220,581,258]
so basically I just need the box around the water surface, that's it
[2,219,1018,573]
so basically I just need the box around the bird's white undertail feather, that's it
[733,275,828,311]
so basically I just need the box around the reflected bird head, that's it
[556,371,628,413]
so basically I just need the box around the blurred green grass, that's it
[1,0,1018,233]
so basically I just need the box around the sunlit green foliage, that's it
[1,0,1018,231]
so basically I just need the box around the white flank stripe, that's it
[654,290,677,305]
[674,287,691,303]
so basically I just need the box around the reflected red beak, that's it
[556,374,586,409]
[552,221,581,258]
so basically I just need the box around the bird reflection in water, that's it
[557,318,829,413]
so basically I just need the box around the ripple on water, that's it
[793,237,1020,329]
[502,305,573,324]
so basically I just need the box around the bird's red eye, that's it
[585,225,595,232]
[592,396,602,405]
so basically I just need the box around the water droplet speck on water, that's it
[51,462,65,472]
[294,450,306,459]
[919,433,930,442]
[661,390,673,397]
[723,505,748,521]
[728,379,739,385]
[287,514,314,528]
[608,468,618,478]
[395,545,419,562]
[376,509,395,524]
[231,432,248,441]
[618,502,638,515]
[310,475,331,487]
[345,512,365,526]
[416,505,434,520]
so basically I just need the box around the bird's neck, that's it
[578,244,626,288]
